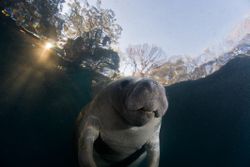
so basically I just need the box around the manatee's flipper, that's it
[73,105,90,167]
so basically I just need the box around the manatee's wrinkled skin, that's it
[76,77,168,167]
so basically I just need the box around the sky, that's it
[99,0,250,57]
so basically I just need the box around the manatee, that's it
[76,77,168,167]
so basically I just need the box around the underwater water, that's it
[1,14,250,167]
[0,15,92,167]
[161,56,250,167]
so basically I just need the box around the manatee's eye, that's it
[121,80,130,88]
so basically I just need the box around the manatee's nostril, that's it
[137,107,145,111]
[140,80,158,91]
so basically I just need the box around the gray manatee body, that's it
[76,77,168,167]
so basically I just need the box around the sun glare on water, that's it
[44,42,54,49]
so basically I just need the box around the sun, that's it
[44,42,54,49]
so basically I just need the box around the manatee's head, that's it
[114,77,168,127]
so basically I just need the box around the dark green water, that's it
[1,14,250,167]
[160,56,250,167]
[0,15,92,167]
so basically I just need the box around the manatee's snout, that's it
[125,78,167,119]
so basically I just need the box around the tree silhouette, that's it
[61,0,122,50]
[2,0,121,78]
[60,0,122,77]
[125,43,166,77]
[2,0,65,39]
